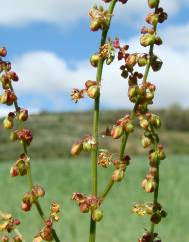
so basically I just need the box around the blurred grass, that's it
[0,155,188,241]
[0,109,189,160]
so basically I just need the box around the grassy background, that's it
[0,108,189,160]
[0,108,188,241]
[0,156,188,241]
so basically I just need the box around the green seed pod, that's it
[140,34,156,47]
[148,0,159,8]
[90,54,100,67]
[111,125,123,139]
[92,209,103,222]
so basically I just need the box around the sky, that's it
[0,0,189,115]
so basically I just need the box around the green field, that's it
[0,155,188,241]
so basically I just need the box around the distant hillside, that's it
[0,107,189,160]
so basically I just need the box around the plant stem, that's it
[89,1,117,242]
[9,83,61,242]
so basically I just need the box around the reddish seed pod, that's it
[21,201,32,212]
[0,47,7,57]
[111,125,123,139]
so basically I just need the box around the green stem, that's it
[9,83,61,242]
[89,1,117,242]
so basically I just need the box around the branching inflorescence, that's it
[0,0,168,241]
[0,49,61,241]
[71,0,167,242]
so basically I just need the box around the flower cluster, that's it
[10,153,30,177]
[0,211,23,241]
[89,5,111,32]
[21,185,45,212]
[33,203,61,241]
[111,114,134,139]
[70,134,97,155]
[72,193,103,222]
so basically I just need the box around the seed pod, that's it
[125,122,134,133]
[90,54,100,67]
[0,47,7,57]
[139,118,149,129]
[151,212,162,224]
[111,125,123,139]
[18,109,28,121]
[12,235,23,242]
[3,118,13,129]
[87,85,100,99]
[112,169,124,182]
[148,0,159,8]
[70,142,83,156]
[92,209,103,222]
[144,179,156,193]
[141,135,152,148]
[140,34,156,47]
[138,55,148,67]
[90,19,101,32]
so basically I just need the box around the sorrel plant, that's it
[0,0,168,241]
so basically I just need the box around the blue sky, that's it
[0,0,189,115]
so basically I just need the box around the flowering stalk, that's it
[71,1,130,242]
[0,49,61,242]
[89,1,118,242]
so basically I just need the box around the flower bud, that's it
[112,169,124,182]
[9,72,19,82]
[90,54,100,67]
[139,118,149,129]
[21,201,32,212]
[144,179,156,193]
[151,212,161,224]
[146,13,159,26]
[79,202,90,213]
[90,19,101,32]
[148,0,159,8]
[160,209,167,218]
[10,166,19,177]
[158,149,166,160]
[140,34,156,47]
[125,122,134,133]
[3,118,13,129]
[149,167,158,177]
[70,142,83,156]
[128,85,139,102]
[0,47,7,57]
[138,55,148,67]
[126,54,137,67]
[10,131,18,142]
[32,185,45,198]
[18,109,28,122]
[141,135,152,148]
[151,115,161,129]
[111,125,123,139]
[155,36,163,45]
[40,225,53,241]
[92,209,103,222]
[1,235,9,242]
[18,128,33,146]
[51,202,60,213]
[12,236,23,242]
[87,85,100,99]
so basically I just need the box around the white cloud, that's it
[0,0,185,27]
[161,23,189,50]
